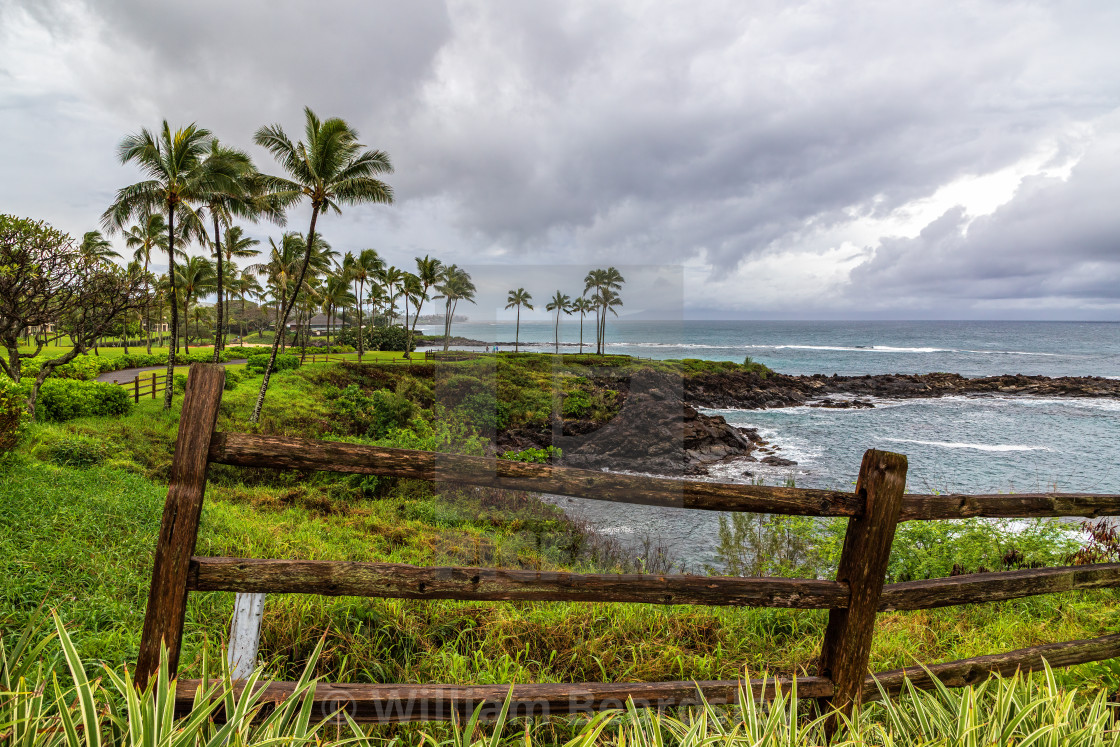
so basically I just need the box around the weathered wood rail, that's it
[141,364,1120,728]
[111,371,169,402]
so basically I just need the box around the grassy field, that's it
[3,355,1120,710]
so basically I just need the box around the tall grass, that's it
[6,611,1120,746]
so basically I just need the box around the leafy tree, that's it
[102,122,230,409]
[546,290,572,353]
[249,107,394,422]
[0,215,145,415]
[505,288,534,353]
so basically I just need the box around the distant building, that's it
[286,314,331,333]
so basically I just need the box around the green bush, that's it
[327,384,415,439]
[246,353,300,373]
[223,367,246,390]
[337,324,414,352]
[0,377,27,457]
[561,388,592,417]
[47,436,107,467]
[35,379,133,421]
[500,446,562,464]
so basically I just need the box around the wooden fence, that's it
[138,364,1120,728]
[111,371,169,402]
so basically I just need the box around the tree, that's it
[571,296,594,354]
[102,121,228,409]
[248,107,393,422]
[0,215,145,415]
[176,255,216,353]
[505,288,533,353]
[321,274,355,354]
[433,265,476,350]
[217,226,261,346]
[123,213,168,353]
[378,265,405,326]
[231,270,263,346]
[407,254,443,358]
[584,267,625,354]
[79,231,121,264]
[546,291,572,354]
[198,139,273,360]
[345,248,383,359]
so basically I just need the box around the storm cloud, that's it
[1,0,1118,318]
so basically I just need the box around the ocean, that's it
[420,320,1120,569]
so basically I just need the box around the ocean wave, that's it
[604,342,1062,356]
[882,438,1051,452]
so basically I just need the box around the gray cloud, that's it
[1,0,1118,317]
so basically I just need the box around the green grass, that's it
[3,359,1120,708]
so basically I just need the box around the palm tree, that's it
[378,265,405,326]
[198,139,264,360]
[433,265,476,351]
[124,213,168,353]
[249,107,394,422]
[218,226,261,347]
[102,122,226,409]
[347,248,383,360]
[176,255,216,353]
[79,231,121,264]
[505,288,534,353]
[249,233,303,351]
[231,270,264,346]
[406,254,443,358]
[401,273,421,338]
[546,291,572,354]
[321,274,356,354]
[571,296,594,354]
[584,267,625,354]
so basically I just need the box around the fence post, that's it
[134,375,140,403]
[819,449,907,737]
[152,372,157,399]
[135,363,226,689]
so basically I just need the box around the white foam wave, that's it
[883,438,1051,452]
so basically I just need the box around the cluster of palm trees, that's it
[100,108,394,419]
[505,267,625,354]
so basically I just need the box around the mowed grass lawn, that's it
[3,364,1120,696]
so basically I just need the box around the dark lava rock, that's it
[761,455,798,467]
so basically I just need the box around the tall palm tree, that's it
[546,291,572,354]
[102,122,227,409]
[433,265,476,351]
[249,107,394,422]
[249,233,303,351]
[218,226,261,347]
[505,288,534,353]
[175,255,216,353]
[198,140,263,360]
[347,249,383,359]
[407,254,443,357]
[321,274,356,354]
[584,267,625,354]
[124,213,168,353]
[571,296,594,354]
[401,273,421,338]
[231,270,264,346]
[378,265,405,326]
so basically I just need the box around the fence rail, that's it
[139,364,1120,731]
[110,371,169,402]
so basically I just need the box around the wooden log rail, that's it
[111,372,169,402]
[138,364,1120,725]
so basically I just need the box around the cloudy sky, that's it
[2,0,1118,320]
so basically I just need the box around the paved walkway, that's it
[97,358,248,383]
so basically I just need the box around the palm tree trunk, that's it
[554,311,559,354]
[212,215,223,361]
[515,306,520,353]
[443,298,452,351]
[183,293,191,354]
[252,208,320,423]
[579,312,584,354]
[407,292,426,359]
[240,296,246,346]
[164,205,178,410]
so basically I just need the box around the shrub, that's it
[246,353,300,373]
[48,436,107,467]
[337,324,414,352]
[366,389,415,438]
[223,367,246,390]
[561,389,592,417]
[0,377,27,457]
[35,379,133,421]
[500,446,562,464]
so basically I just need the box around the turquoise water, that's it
[422,320,1120,568]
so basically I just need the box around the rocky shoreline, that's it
[497,369,1120,477]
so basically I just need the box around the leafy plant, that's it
[34,378,133,421]
[500,446,562,464]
